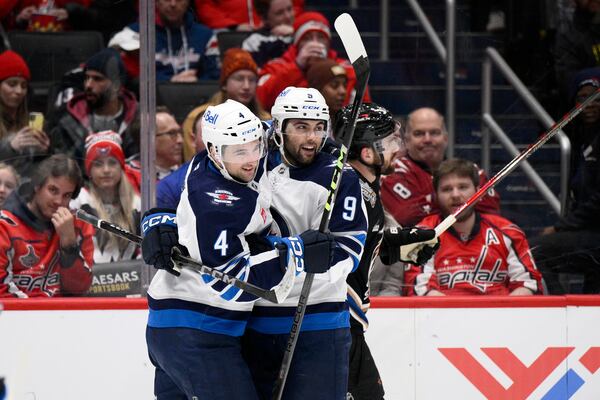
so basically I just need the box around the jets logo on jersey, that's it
[206,190,240,205]
[19,244,40,268]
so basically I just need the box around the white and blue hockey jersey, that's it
[247,150,368,334]
[147,155,296,337]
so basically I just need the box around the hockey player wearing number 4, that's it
[332,103,439,399]
[140,99,338,399]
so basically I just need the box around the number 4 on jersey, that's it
[214,230,229,256]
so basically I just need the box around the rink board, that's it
[1,296,600,400]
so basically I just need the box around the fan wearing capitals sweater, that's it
[405,158,543,297]
[140,99,336,399]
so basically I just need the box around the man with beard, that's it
[50,48,138,168]
[0,154,94,297]
[380,107,500,228]
[332,103,437,400]
[406,158,542,297]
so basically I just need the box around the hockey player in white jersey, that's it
[241,87,369,400]
[141,99,337,400]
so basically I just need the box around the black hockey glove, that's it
[141,208,189,276]
[380,227,438,265]
[299,229,337,274]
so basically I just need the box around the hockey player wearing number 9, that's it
[240,87,368,400]
[333,103,438,399]
[141,100,335,400]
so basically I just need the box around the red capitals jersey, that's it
[0,208,94,298]
[380,156,501,227]
[405,213,543,296]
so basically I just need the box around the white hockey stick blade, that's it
[334,13,367,63]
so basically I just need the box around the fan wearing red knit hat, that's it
[70,130,141,264]
[181,48,271,161]
[256,11,371,110]
[0,50,51,177]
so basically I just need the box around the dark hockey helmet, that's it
[333,102,396,159]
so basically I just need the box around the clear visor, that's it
[373,133,402,155]
[220,136,266,165]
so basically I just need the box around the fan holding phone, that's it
[0,50,50,176]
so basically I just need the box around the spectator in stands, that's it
[256,11,370,110]
[129,0,219,82]
[108,26,140,94]
[0,50,50,177]
[554,0,600,107]
[128,106,183,181]
[530,68,600,294]
[405,158,542,296]
[181,48,269,160]
[157,110,206,209]
[6,0,137,42]
[0,154,94,298]
[380,107,500,227]
[50,48,138,167]
[0,163,19,209]
[242,0,295,67]
[70,131,140,263]
[306,58,347,126]
[194,0,303,32]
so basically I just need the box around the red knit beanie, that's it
[219,48,258,86]
[293,12,331,45]
[84,131,126,175]
[0,50,31,82]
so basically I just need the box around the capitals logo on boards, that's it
[206,190,240,205]
[440,346,600,399]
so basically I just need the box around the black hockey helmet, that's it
[333,102,396,159]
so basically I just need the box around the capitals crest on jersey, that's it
[19,244,40,268]
[206,189,241,205]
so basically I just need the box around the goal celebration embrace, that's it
[4,2,600,399]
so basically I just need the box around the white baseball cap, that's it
[108,27,140,52]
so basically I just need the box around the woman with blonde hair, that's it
[70,131,141,263]
[0,50,50,176]
[181,48,270,160]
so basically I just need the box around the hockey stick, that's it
[271,13,370,400]
[75,209,294,304]
[400,87,600,261]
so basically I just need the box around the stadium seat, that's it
[156,81,220,124]
[217,31,251,59]
[7,31,104,84]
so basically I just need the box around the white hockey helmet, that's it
[202,99,266,182]
[271,87,330,161]
[271,86,330,134]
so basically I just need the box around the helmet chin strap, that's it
[208,147,258,185]
[274,130,300,168]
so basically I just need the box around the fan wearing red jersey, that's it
[380,107,500,227]
[405,158,542,296]
[0,155,94,298]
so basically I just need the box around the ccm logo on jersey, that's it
[141,213,177,234]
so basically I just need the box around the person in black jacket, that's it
[530,67,600,294]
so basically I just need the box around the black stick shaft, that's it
[75,209,279,303]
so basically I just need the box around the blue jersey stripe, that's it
[247,310,350,334]
[147,308,248,336]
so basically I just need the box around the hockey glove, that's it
[299,229,337,274]
[141,208,189,276]
[380,227,438,265]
